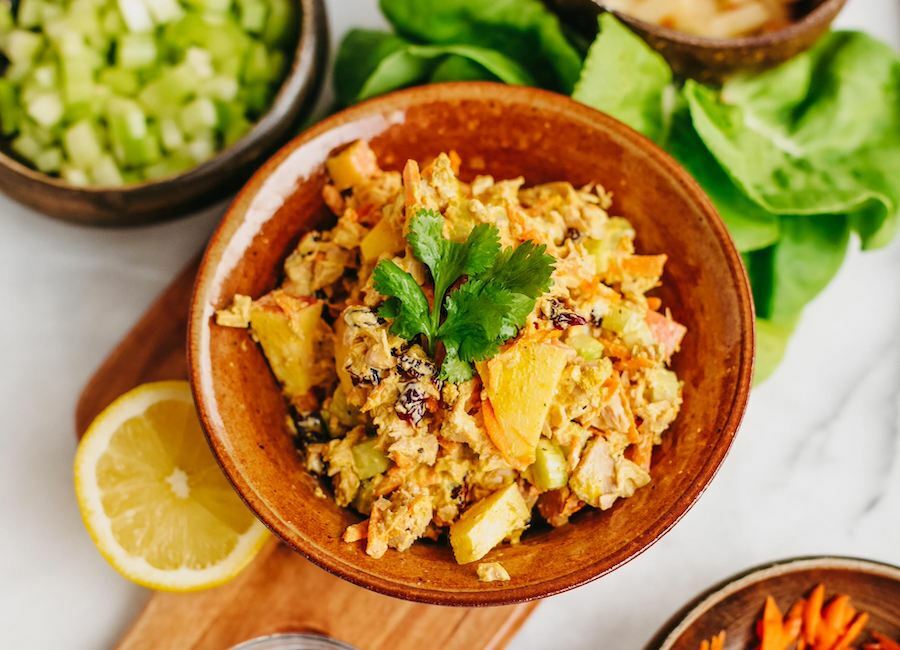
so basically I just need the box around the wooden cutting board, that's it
[75,258,537,650]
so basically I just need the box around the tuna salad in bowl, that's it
[189,82,754,605]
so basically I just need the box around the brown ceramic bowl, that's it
[548,0,847,80]
[188,82,755,606]
[0,0,327,227]
[650,557,900,649]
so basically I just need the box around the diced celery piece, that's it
[242,41,270,84]
[143,0,184,24]
[224,116,251,146]
[62,60,96,104]
[569,334,605,362]
[116,0,153,32]
[531,439,569,490]
[0,2,13,35]
[61,164,90,186]
[0,80,21,136]
[138,64,198,115]
[268,50,287,83]
[602,304,653,348]
[201,75,238,101]
[17,0,44,29]
[178,96,218,132]
[91,154,125,185]
[101,6,125,36]
[26,91,64,128]
[67,0,103,43]
[35,147,63,173]
[11,133,42,163]
[351,439,390,480]
[182,134,215,163]
[142,153,194,179]
[107,99,160,166]
[241,82,270,117]
[185,0,232,14]
[238,0,267,34]
[64,120,104,169]
[20,117,56,146]
[39,2,63,23]
[158,117,184,151]
[99,67,139,96]
[184,46,214,79]
[31,64,58,89]
[117,33,157,69]
[262,0,294,47]
[3,30,44,68]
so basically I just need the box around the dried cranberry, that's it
[396,383,428,424]
[349,367,382,386]
[396,353,435,380]
[566,227,581,241]
[545,298,587,329]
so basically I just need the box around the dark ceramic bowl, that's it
[549,0,847,80]
[650,556,900,649]
[0,0,327,226]
[188,82,755,606]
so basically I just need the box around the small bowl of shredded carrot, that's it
[653,557,900,650]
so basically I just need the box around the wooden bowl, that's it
[651,556,900,649]
[548,0,847,81]
[188,82,755,606]
[0,0,327,227]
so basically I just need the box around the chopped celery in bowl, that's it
[0,0,327,225]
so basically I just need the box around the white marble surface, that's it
[1,1,898,648]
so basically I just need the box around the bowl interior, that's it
[190,82,754,605]
[656,557,900,649]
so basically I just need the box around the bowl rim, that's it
[0,0,323,194]
[188,81,756,606]
[653,555,900,650]
[607,0,847,50]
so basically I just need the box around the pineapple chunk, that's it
[450,483,530,564]
[360,215,404,262]
[326,140,380,191]
[249,290,323,399]
[482,339,571,470]
[333,314,354,395]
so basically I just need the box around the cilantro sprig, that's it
[372,208,555,382]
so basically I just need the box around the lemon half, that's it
[74,381,268,591]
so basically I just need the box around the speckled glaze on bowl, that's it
[188,82,755,606]
[650,557,900,650]
[549,0,847,81]
[0,0,327,226]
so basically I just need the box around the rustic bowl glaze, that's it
[651,557,900,649]
[549,0,847,81]
[188,82,755,606]
[0,0,327,226]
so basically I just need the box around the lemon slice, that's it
[74,381,268,591]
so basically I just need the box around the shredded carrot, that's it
[835,612,869,649]
[867,631,900,650]
[646,296,662,311]
[699,640,710,650]
[402,159,420,211]
[710,631,726,650]
[760,595,785,650]
[806,584,826,643]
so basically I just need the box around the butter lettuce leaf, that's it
[573,14,673,144]
[379,0,582,92]
[687,31,900,249]
[333,29,536,106]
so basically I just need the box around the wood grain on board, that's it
[75,258,536,650]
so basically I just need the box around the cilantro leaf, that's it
[374,208,554,382]
[481,240,556,298]
[372,260,432,341]
[440,345,475,382]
